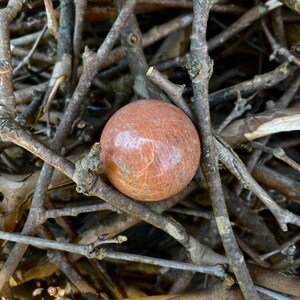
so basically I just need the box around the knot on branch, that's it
[186,56,214,80]
[186,56,202,78]
[84,234,127,258]
[128,33,139,45]
[73,143,103,195]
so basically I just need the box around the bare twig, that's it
[115,0,165,100]
[70,0,87,93]
[271,7,287,47]
[250,142,300,172]
[43,202,115,220]
[99,250,226,278]
[208,1,282,51]
[259,233,300,261]
[0,230,226,278]
[277,71,300,108]
[188,1,259,299]
[38,225,99,298]
[13,25,47,75]
[99,13,193,71]
[38,0,74,125]
[146,66,194,119]
[262,19,300,66]
[0,0,24,112]
[253,165,300,203]
[217,90,252,133]
[209,62,298,106]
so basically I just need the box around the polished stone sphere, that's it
[100,99,201,201]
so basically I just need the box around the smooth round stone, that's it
[100,99,201,201]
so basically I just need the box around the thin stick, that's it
[146,66,194,120]
[188,1,259,299]
[102,250,226,278]
[13,25,47,75]
[0,230,226,278]
[250,142,300,173]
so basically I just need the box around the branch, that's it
[0,230,226,278]
[188,1,259,299]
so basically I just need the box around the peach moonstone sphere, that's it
[100,99,201,201]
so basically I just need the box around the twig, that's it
[138,0,193,9]
[70,0,87,93]
[38,0,74,126]
[78,181,197,245]
[222,186,279,255]
[188,1,259,299]
[230,71,300,195]
[13,25,47,75]
[12,46,54,65]
[115,0,165,100]
[262,19,300,66]
[271,7,287,48]
[250,142,300,172]
[99,13,193,71]
[100,249,226,278]
[0,230,226,278]
[235,235,270,268]
[11,30,46,47]
[0,0,24,112]
[146,66,194,120]
[248,263,300,297]
[167,208,212,220]
[277,71,300,108]
[16,91,44,125]
[208,1,282,51]
[253,164,300,203]
[217,90,252,133]
[259,233,300,261]
[43,202,115,220]
[0,231,122,256]
[209,62,298,106]
[38,225,99,297]
[255,286,292,300]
